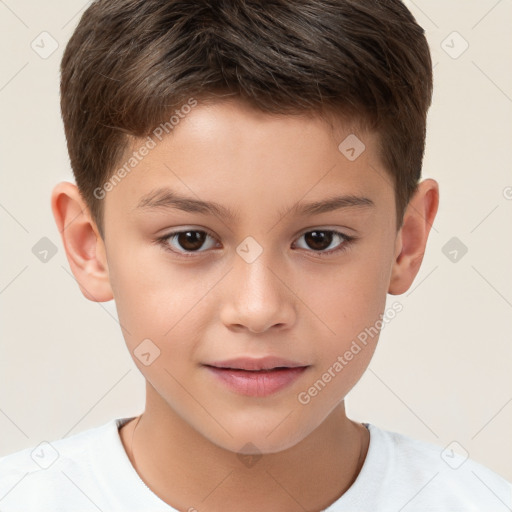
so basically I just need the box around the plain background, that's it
[1,0,511,483]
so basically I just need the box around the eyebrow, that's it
[134,187,375,220]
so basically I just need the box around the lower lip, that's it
[205,366,309,397]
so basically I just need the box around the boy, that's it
[1,0,510,510]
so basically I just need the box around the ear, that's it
[388,178,439,295]
[51,181,113,302]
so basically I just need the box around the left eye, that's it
[156,228,355,257]
[293,229,354,255]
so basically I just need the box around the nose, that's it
[219,250,297,334]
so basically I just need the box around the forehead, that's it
[104,99,392,222]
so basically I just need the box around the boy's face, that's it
[58,98,436,454]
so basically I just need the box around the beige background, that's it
[1,0,511,483]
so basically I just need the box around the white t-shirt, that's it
[0,416,510,511]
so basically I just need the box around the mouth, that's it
[203,356,310,397]
[205,356,307,371]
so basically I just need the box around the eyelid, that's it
[295,224,356,238]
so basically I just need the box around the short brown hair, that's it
[60,0,433,239]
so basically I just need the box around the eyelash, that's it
[155,228,357,259]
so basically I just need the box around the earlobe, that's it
[388,179,439,295]
[51,181,114,302]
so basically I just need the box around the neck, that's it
[120,386,369,512]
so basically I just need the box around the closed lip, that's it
[203,356,309,371]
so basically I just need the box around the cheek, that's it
[107,245,230,386]
[106,244,199,348]
[293,270,385,417]
[304,256,390,345]
[299,237,394,382]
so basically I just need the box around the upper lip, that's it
[204,356,308,371]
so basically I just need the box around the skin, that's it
[51,98,438,511]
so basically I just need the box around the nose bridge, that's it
[237,248,279,300]
[220,239,295,332]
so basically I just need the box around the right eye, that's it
[156,229,221,256]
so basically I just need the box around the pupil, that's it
[305,231,332,250]
[178,231,205,251]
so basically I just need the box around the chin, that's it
[198,414,318,456]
